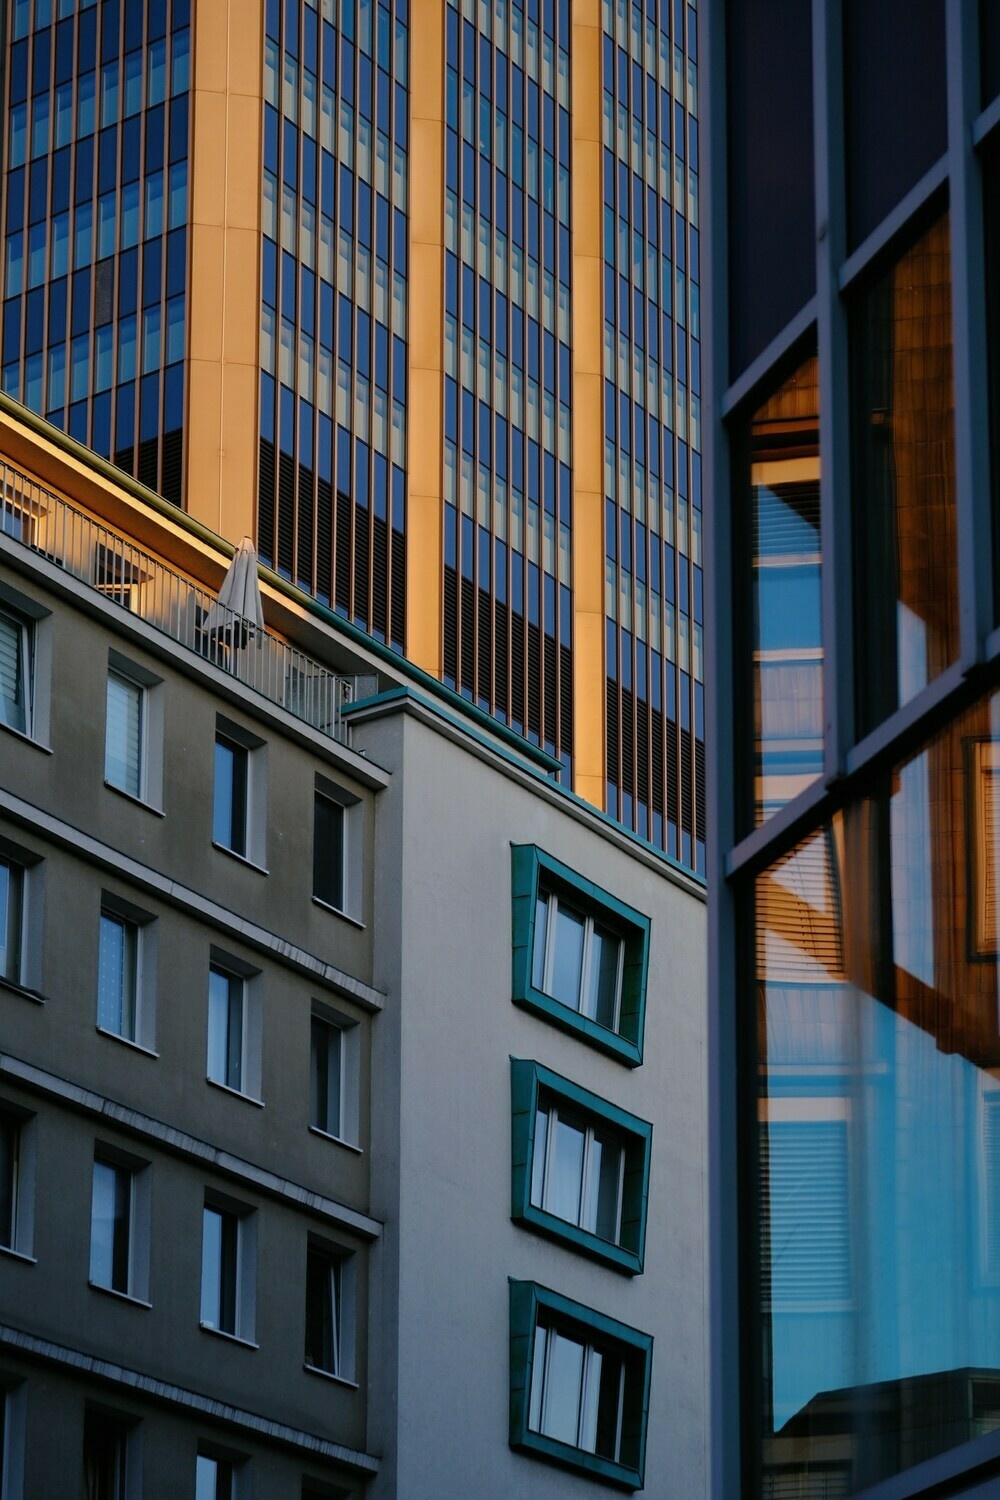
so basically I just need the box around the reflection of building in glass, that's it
[705,3,1000,1497]
[0,0,704,872]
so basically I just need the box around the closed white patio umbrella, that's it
[204,536,265,649]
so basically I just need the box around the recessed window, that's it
[511,846,650,1065]
[313,793,345,910]
[0,607,31,735]
[0,859,23,986]
[511,1060,652,1273]
[305,1239,354,1381]
[0,1106,34,1258]
[509,1281,653,1489]
[89,1147,149,1302]
[201,1198,256,1342]
[312,777,362,919]
[82,1409,133,1500]
[196,1451,247,1500]
[207,958,260,1100]
[105,669,144,798]
[211,717,266,863]
[98,911,138,1039]
[310,1004,360,1145]
[214,734,249,856]
[104,652,163,807]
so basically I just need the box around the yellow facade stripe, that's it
[185,0,264,543]
[572,0,606,809]
[405,0,446,675]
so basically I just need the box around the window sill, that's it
[104,781,165,816]
[513,1206,642,1276]
[96,1026,158,1058]
[88,1281,152,1309]
[0,1245,37,1266]
[304,1362,359,1389]
[0,976,45,1004]
[308,1125,363,1155]
[212,842,269,876]
[311,897,365,930]
[206,1078,265,1108]
[512,987,643,1066]
[199,1323,258,1350]
[0,722,51,754]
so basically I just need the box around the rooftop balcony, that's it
[0,460,376,746]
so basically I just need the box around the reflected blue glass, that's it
[755,689,1000,1490]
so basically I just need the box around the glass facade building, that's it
[0,0,703,873]
[705,2,1000,1496]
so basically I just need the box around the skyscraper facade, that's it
[705,1,1000,1497]
[0,0,704,875]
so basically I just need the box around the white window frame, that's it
[0,837,43,996]
[529,1323,626,1462]
[212,715,267,868]
[530,1099,625,1244]
[309,1002,360,1146]
[104,651,163,809]
[206,951,261,1102]
[105,668,145,799]
[532,889,626,1028]
[200,1195,257,1345]
[0,607,31,738]
[88,1147,150,1303]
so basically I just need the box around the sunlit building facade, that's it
[705,1,1000,1496]
[0,0,704,873]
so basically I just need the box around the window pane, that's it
[530,1106,549,1208]
[90,1159,130,1292]
[0,1115,20,1248]
[213,737,248,855]
[0,860,23,984]
[585,1132,623,1243]
[0,610,28,734]
[531,895,548,988]
[753,690,1000,1491]
[310,1016,342,1135]
[747,355,822,826]
[585,924,621,1028]
[313,795,345,909]
[852,213,958,735]
[207,967,243,1091]
[201,1205,238,1333]
[97,913,137,1038]
[540,1328,585,1446]
[83,1411,128,1500]
[105,672,142,796]
[548,1112,586,1224]
[305,1245,340,1373]
[549,903,585,1009]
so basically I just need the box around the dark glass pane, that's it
[754,691,1000,1492]
[747,355,822,827]
[726,0,815,377]
[844,0,946,248]
[852,213,957,735]
[986,140,1000,618]
[313,795,345,909]
[305,1246,338,1372]
[982,0,1000,107]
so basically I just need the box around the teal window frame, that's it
[511,844,650,1066]
[509,1279,653,1491]
[510,1058,652,1275]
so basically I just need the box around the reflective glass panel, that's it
[550,903,586,1009]
[852,212,958,735]
[754,689,1000,1492]
[747,354,822,826]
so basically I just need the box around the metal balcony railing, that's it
[0,461,377,745]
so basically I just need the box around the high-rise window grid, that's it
[442,0,575,775]
[601,0,703,871]
[0,0,191,504]
[257,0,408,652]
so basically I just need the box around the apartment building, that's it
[0,394,706,1496]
